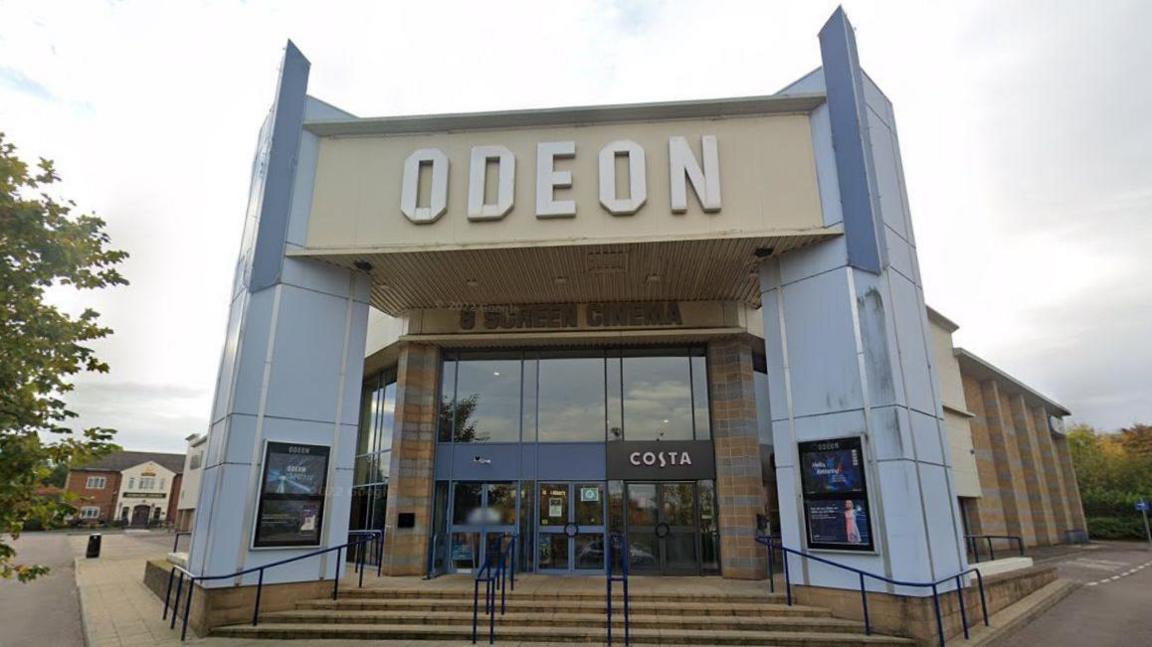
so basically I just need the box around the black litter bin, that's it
[86,533,102,558]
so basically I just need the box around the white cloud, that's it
[1,0,1148,450]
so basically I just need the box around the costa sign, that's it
[607,440,716,481]
[629,450,694,468]
[400,136,721,223]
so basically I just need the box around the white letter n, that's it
[668,135,721,213]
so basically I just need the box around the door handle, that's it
[564,522,580,538]
[654,522,671,538]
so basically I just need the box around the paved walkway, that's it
[72,531,185,647]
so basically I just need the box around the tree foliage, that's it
[1067,422,1152,540]
[0,132,127,581]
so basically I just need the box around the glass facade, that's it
[438,348,711,444]
[428,346,719,577]
[350,369,396,537]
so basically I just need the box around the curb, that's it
[949,579,1079,647]
[73,556,93,647]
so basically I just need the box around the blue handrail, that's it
[471,533,516,644]
[348,529,385,577]
[606,532,630,646]
[964,534,1023,563]
[162,532,375,641]
[756,535,988,647]
[172,531,192,553]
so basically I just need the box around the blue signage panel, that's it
[1136,501,1149,512]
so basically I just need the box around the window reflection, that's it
[452,358,521,443]
[538,356,605,442]
[622,354,694,441]
[437,348,711,444]
[378,381,396,452]
[452,483,483,525]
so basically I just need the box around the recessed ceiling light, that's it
[493,371,501,376]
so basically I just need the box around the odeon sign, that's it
[399,136,722,223]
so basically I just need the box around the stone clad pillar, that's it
[1030,405,1072,536]
[759,9,967,592]
[708,338,768,579]
[381,343,440,576]
[962,375,1008,536]
[1052,435,1088,533]
[1010,394,1057,544]
[980,381,1034,544]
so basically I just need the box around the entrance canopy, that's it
[291,94,841,314]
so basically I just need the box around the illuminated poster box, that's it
[797,437,874,552]
[252,441,331,548]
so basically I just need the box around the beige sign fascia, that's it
[304,99,827,254]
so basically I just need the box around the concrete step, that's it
[339,587,786,604]
[213,622,916,645]
[259,608,868,633]
[299,596,833,617]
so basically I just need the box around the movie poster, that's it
[797,437,874,551]
[253,442,330,548]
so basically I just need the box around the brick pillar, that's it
[1031,405,1072,538]
[707,337,767,580]
[980,381,1035,544]
[962,375,1007,536]
[381,342,440,576]
[1052,434,1088,533]
[1009,394,1057,545]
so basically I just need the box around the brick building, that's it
[67,451,185,526]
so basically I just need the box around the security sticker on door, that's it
[580,487,600,503]
[549,498,564,518]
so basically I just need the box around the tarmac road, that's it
[1001,540,1152,646]
[0,532,85,647]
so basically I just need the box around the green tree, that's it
[1,133,127,581]
[1117,423,1152,458]
[1067,422,1152,540]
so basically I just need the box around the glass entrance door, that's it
[625,481,701,575]
[447,482,517,573]
[537,482,606,573]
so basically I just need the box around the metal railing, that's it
[606,532,631,646]
[162,532,376,641]
[172,531,192,553]
[756,535,988,647]
[965,534,1024,563]
[348,529,385,577]
[471,533,516,644]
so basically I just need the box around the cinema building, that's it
[180,10,1084,637]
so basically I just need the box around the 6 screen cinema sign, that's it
[253,442,331,548]
[798,437,874,551]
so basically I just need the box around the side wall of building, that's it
[960,374,1086,546]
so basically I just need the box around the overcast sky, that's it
[2,1,1149,453]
